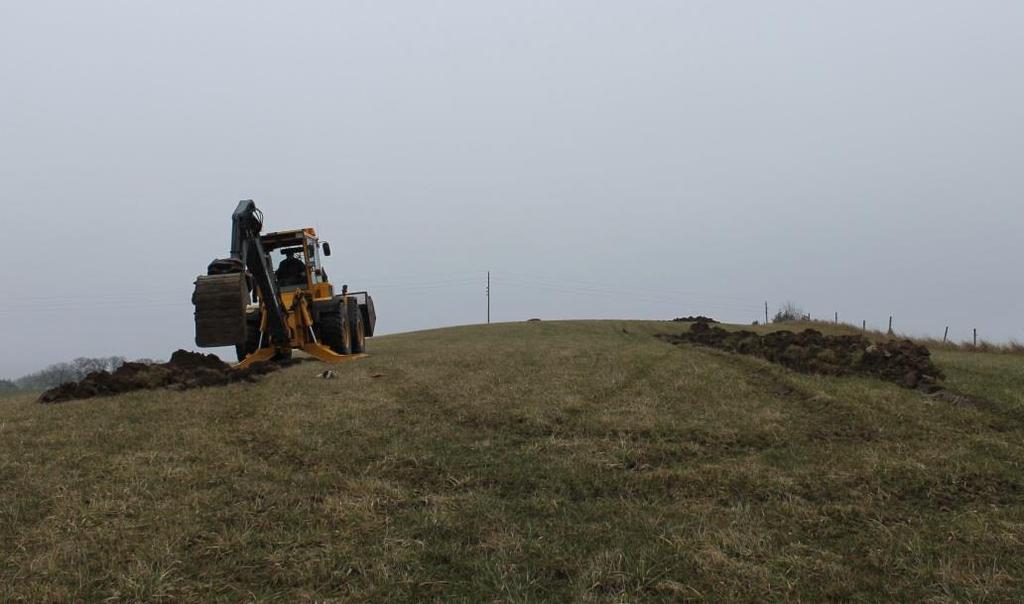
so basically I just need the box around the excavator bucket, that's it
[193,272,249,347]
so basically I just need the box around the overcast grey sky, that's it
[1,1,1022,378]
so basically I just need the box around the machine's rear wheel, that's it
[349,303,366,354]
[318,301,352,355]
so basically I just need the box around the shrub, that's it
[772,301,805,323]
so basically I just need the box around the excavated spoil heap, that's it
[39,350,297,404]
[660,322,944,390]
[672,315,718,323]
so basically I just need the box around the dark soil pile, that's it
[659,322,944,390]
[672,316,718,323]
[39,350,297,404]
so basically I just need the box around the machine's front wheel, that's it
[235,311,262,362]
[318,301,352,355]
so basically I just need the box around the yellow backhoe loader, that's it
[192,200,375,367]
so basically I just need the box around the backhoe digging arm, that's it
[229,200,290,346]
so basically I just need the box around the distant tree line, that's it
[10,356,139,391]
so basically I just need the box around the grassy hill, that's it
[2,321,1023,602]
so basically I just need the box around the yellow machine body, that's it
[238,289,367,369]
[237,228,368,368]
[193,210,375,368]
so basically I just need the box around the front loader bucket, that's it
[193,273,249,347]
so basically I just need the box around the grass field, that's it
[2,320,1023,602]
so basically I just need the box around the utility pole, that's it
[764,301,769,325]
[487,271,491,325]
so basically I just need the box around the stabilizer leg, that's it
[233,347,277,369]
[301,344,369,364]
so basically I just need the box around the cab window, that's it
[273,245,308,289]
[308,238,325,284]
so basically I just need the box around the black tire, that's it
[235,311,262,362]
[349,302,366,354]
[317,301,352,355]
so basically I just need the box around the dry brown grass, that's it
[1,320,1023,601]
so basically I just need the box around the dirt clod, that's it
[38,351,299,404]
[659,322,944,390]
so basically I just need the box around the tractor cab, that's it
[259,229,333,298]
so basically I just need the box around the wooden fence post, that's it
[943,326,949,343]
[888,316,894,335]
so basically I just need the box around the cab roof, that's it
[261,228,318,249]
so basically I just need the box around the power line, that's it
[498,270,758,303]
[0,271,763,322]
[491,275,761,313]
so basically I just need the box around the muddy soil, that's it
[39,350,298,404]
[659,322,944,390]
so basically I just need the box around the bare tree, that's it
[15,356,127,390]
[772,301,805,323]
